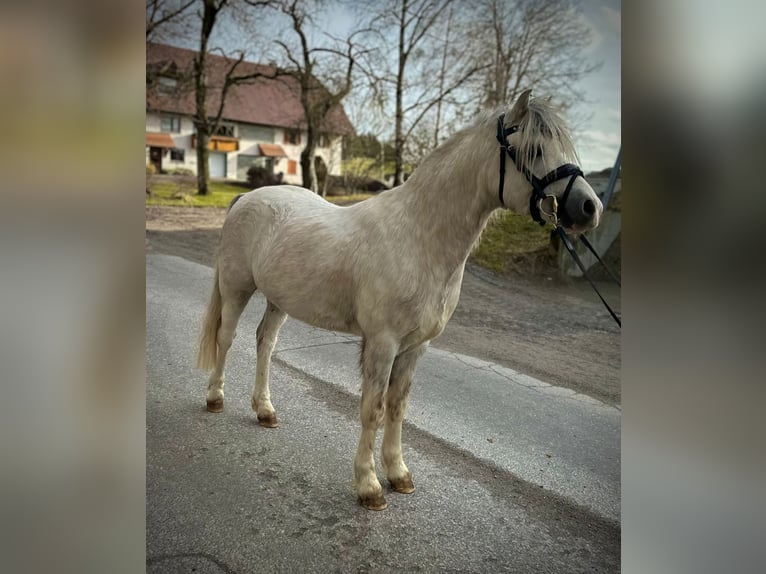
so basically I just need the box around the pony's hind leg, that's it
[251,300,287,427]
[206,288,253,413]
[354,335,398,511]
[382,343,428,494]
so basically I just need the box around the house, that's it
[146,42,354,185]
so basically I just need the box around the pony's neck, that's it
[396,125,501,275]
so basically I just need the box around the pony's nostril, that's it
[583,199,596,217]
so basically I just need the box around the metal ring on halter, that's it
[537,194,559,227]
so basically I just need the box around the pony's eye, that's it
[528,146,543,162]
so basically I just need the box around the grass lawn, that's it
[470,210,554,274]
[146,180,246,207]
[146,179,376,208]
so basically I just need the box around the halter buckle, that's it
[537,194,559,227]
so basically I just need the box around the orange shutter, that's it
[287,160,297,175]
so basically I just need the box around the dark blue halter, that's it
[495,113,583,227]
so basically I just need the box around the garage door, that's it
[209,152,226,178]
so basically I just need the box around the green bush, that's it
[172,174,197,198]
[247,166,280,188]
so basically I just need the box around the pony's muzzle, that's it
[565,191,602,229]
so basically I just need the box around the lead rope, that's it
[578,233,621,287]
[555,227,622,327]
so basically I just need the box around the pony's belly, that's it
[290,308,361,335]
[257,283,361,335]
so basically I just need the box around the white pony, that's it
[197,90,602,510]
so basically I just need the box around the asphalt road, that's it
[147,254,620,573]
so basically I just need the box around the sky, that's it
[575,0,621,172]
[317,0,622,172]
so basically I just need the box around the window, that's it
[160,116,181,133]
[318,133,329,148]
[170,148,185,161]
[214,123,236,137]
[287,160,297,175]
[239,124,274,142]
[284,130,301,145]
[157,76,177,92]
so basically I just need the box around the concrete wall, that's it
[558,210,621,277]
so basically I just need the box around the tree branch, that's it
[146,0,195,39]
[403,62,490,140]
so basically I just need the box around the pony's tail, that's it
[198,193,243,370]
[197,266,222,371]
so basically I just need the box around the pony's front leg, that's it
[382,343,428,494]
[354,335,397,511]
[251,301,287,427]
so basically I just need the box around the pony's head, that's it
[495,90,602,233]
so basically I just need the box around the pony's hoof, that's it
[257,413,278,428]
[252,400,278,427]
[389,475,415,494]
[206,400,224,413]
[359,493,388,511]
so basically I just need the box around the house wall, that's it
[146,114,162,132]
[146,112,342,185]
[146,113,197,173]
[273,127,302,185]
[314,136,343,181]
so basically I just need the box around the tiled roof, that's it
[146,42,354,136]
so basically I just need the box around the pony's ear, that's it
[508,89,532,123]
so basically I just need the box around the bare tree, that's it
[192,0,226,195]
[477,0,600,111]
[265,0,362,192]
[193,0,277,194]
[359,0,487,186]
[349,0,598,182]
[146,0,196,41]
[432,6,453,149]
[393,0,448,185]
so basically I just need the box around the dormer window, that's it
[214,123,236,138]
[158,76,178,92]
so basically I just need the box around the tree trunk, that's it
[300,130,317,192]
[433,8,453,148]
[394,0,408,187]
[195,129,210,194]
[194,0,219,196]
[320,169,329,197]
[195,48,210,195]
